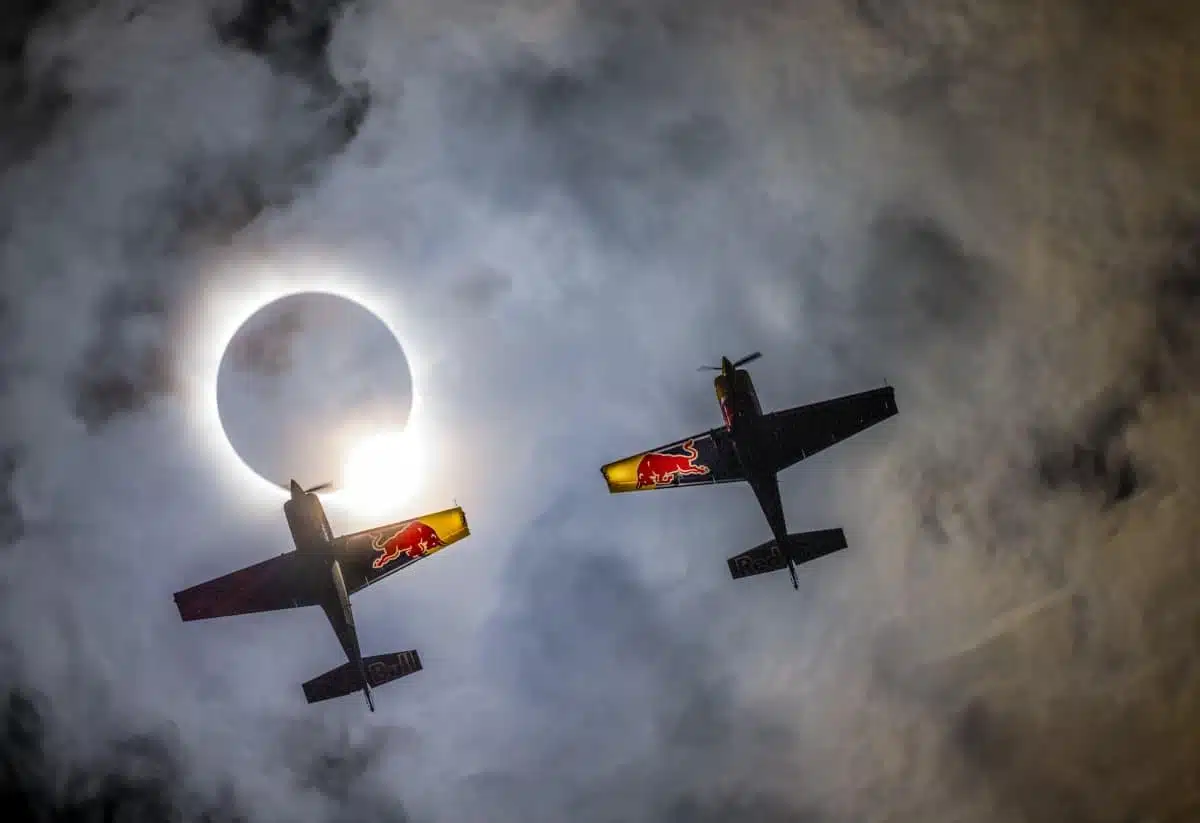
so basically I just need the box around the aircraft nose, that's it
[289,479,303,497]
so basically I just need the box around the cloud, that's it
[3,1,1200,822]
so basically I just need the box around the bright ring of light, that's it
[175,254,427,515]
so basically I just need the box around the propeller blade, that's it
[700,352,760,371]
[305,482,333,494]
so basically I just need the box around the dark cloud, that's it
[41,0,372,434]
[217,0,354,92]
[1151,221,1200,385]
[70,282,172,431]
[0,448,22,547]
[448,266,513,312]
[0,688,423,823]
[1034,408,1140,508]
[433,5,737,258]
[224,302,305,376]
[1032,218,1200,511]
[0,690,236,823]
[0,0,67,171]
[860,211,993,339]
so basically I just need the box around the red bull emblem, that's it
[635,439,710,488]
[371,521,445,570]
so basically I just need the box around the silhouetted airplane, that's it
[174,480,469,710]
[601,352,897,589]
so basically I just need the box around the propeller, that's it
[698,351,762,372]
[287,479,333,496]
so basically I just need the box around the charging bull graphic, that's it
[371,521,445,570]
[635,439,711,488]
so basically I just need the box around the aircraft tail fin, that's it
[726,528,847,583]
[302,650,423,708]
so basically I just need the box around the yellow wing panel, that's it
[601,453,646,494]
[412,506,470,556]
[600,431,745,494]
[337,507,471,593]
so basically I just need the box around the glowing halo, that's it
[174,254,430,516]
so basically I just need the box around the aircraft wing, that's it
[763,385,898,475]
[334,507,470,595]
[601,428,745,493]
[174,553,318,621]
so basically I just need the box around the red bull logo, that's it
[635,439,710,488]
[371,521,445,570]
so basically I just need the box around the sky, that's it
[2,1,1200,822]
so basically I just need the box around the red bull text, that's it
[635,439,710,488]
[371,521,445,570]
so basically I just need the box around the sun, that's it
[341,429,427,515]
[174,253,429,515]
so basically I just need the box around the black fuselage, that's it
[283,481,371,708]
[714,359,789,544]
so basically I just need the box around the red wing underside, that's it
[173,553,317,621]
[763,386,898,474]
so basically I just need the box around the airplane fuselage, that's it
[713,359,789,544]
[283,483,372,709]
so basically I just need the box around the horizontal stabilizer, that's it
[363,650,424,686]
[727,528,847,581]
[302,650,423,706]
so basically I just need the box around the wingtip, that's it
[599,464,621,493]
[172,592,192,621]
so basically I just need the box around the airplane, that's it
[600,352,898,589]
[173,479,470,711]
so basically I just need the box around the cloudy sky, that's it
[2,1,1200,821]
